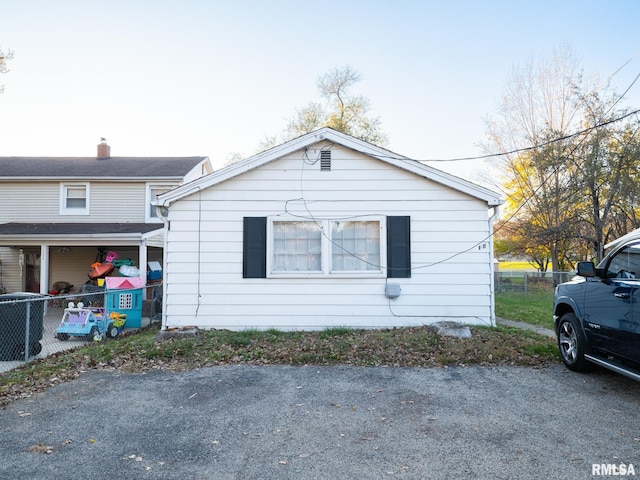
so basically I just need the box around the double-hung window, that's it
[268,218,384,277]
[60,183,90,215]
[244,216,410,279]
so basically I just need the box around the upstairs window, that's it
[147,184,175,222]
[60,183,90,215]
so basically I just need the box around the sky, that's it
[1,0,639,186]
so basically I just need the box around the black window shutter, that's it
[387,216,411,278]
[243,217,267,278]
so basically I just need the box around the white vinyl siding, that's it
[163,143,496,330]
[0,181,148,223]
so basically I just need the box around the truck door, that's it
[590,243,640,362]
[582,276,634,358]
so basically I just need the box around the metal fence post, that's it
[24,301,31,362]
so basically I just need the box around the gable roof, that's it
[0,156,209,180]
[157,128,503,208]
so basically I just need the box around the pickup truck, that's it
[554,235,640,381]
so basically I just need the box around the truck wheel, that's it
[57,333,69,341]
[557,312,594,372]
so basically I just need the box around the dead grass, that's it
[0,322,558,407]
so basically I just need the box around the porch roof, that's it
[0,223,164,246]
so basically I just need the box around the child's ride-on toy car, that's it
[55,302,121,341]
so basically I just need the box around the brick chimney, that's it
[97,138,110,159]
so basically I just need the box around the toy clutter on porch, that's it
[87,250,141,286]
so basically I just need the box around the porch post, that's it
[139,239,148,299]
[40,245,49,295]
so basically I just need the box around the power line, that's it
[282,58,640,272]
[378,108,640,163]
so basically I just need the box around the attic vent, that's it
[320,150,331,171]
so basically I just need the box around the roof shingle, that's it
[0,157,207,178]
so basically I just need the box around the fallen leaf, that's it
[29,443,53,454]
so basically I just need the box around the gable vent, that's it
[320,150,331,171]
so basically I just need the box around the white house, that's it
[155,128,503,331]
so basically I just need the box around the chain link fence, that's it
[495,270,574,293]
[0,284,162,373]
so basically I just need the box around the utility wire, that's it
[373,108,640,163]
[283,58,640,272]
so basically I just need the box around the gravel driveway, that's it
[1,364,639,479]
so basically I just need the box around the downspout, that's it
[156,202,170,331]
[488,205,500,327]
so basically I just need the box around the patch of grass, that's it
[495,290,555,330]
[265,328,284,337]
[319,326,354,339]
[499,261,537,270]
[524,343,559,358]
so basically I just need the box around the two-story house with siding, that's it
[0,140,211,295]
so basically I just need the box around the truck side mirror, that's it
[577,261,596,277]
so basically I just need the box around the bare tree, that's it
[285,66,388,146]
[485,44,585,280]
[0,45,14,93]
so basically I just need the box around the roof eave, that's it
[0,230,163,246]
